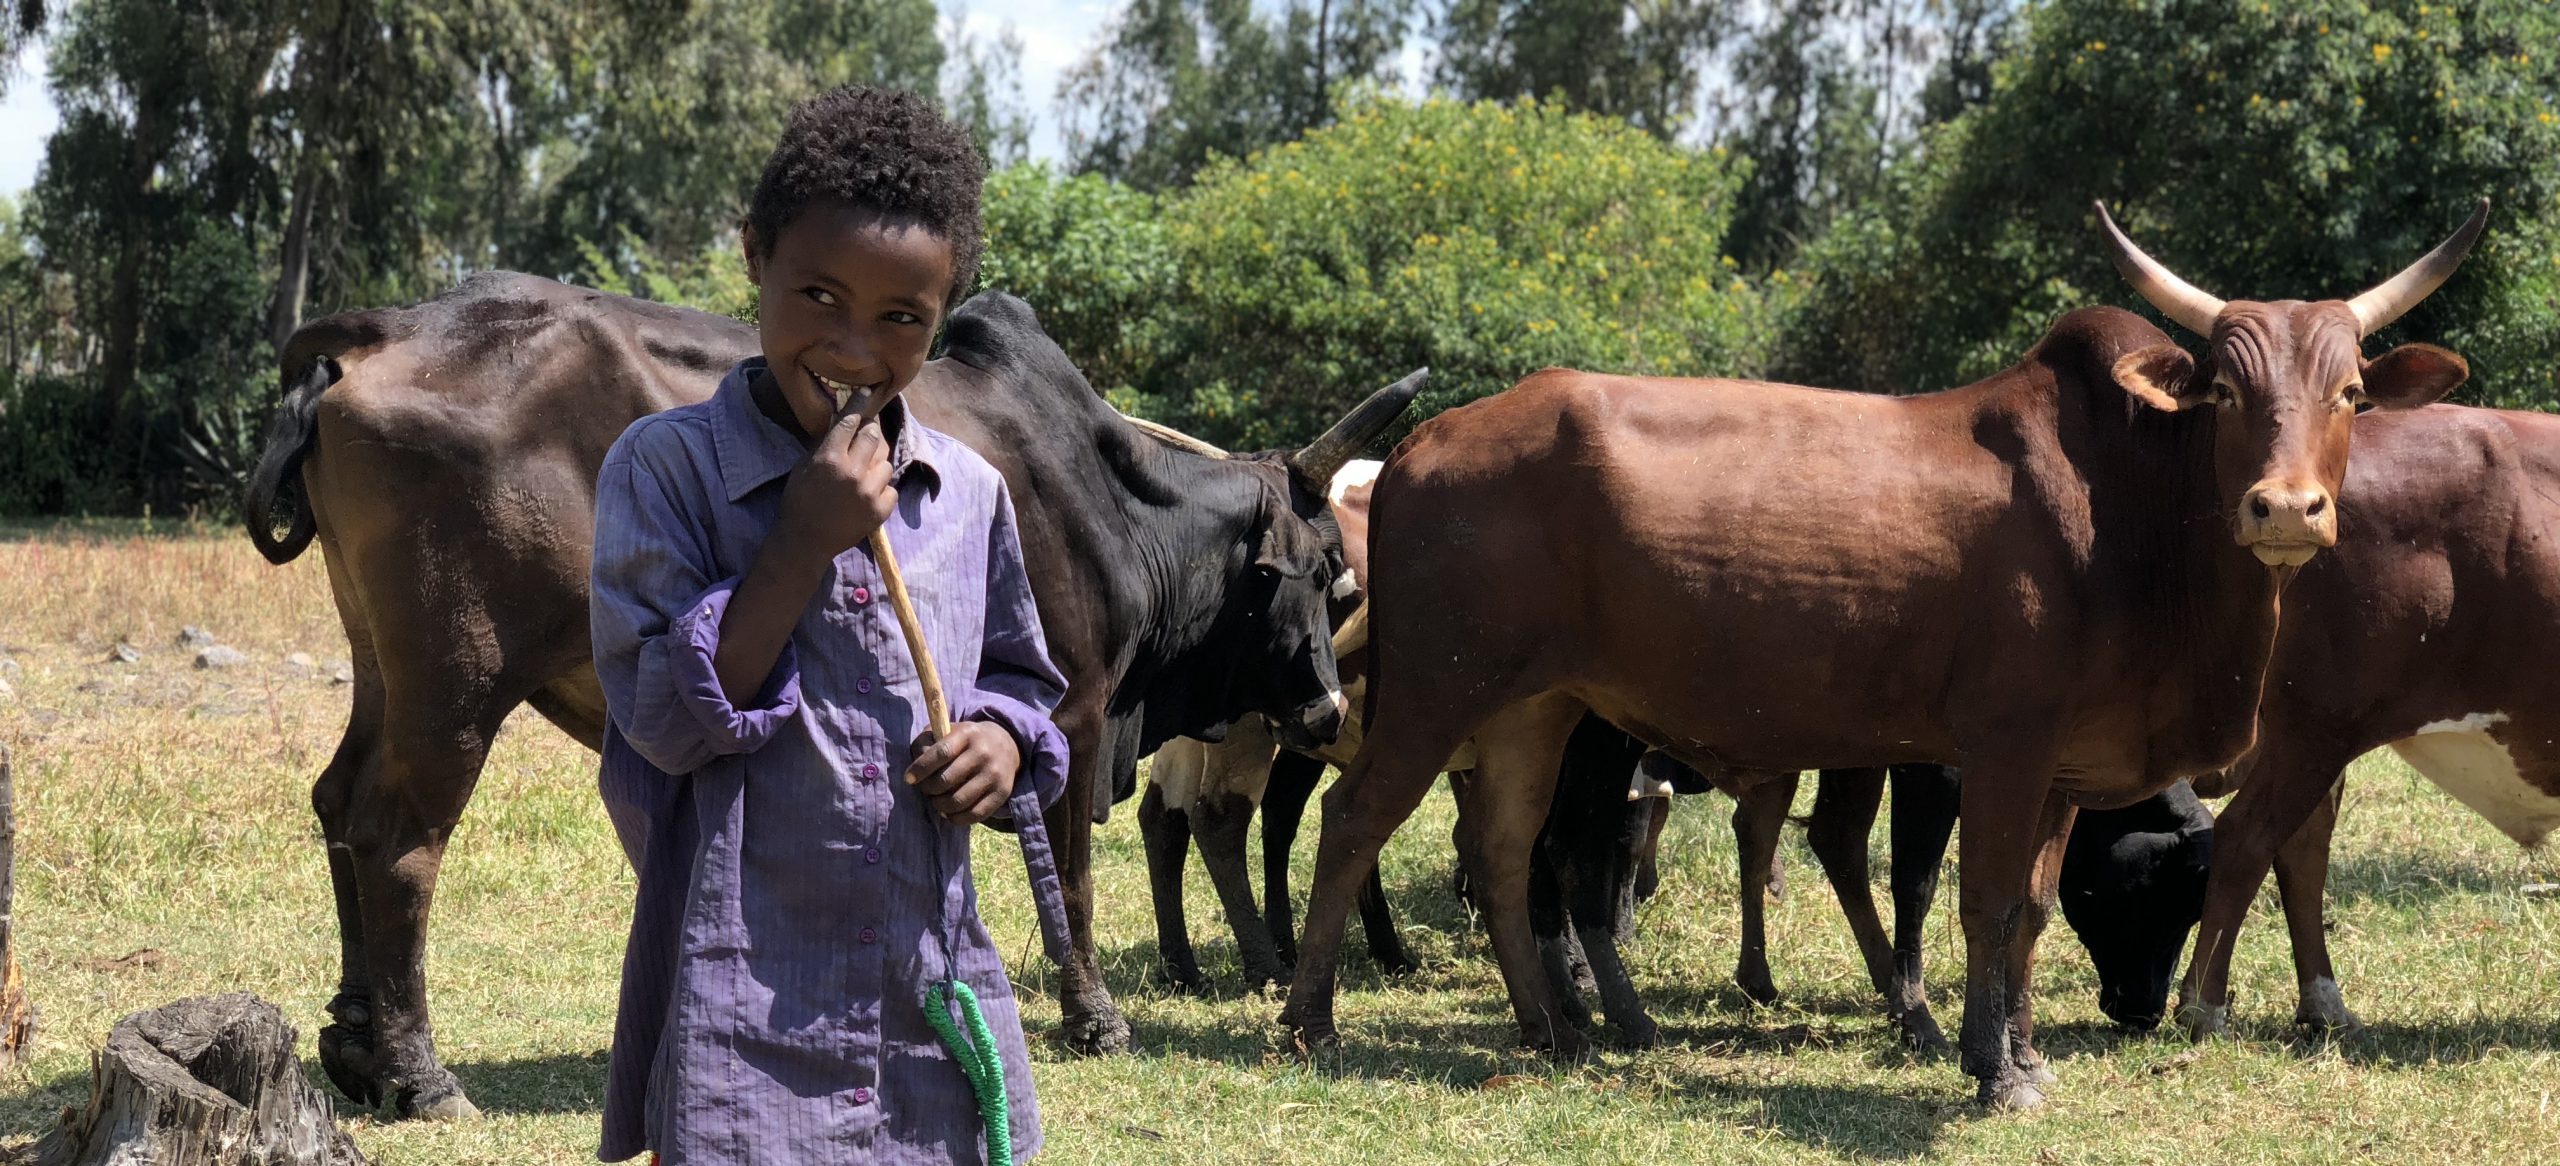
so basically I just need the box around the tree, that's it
[1129,94,1772,449]
[1431,0,1723,138]
[1061,0,1417,190]
[1778,0,2560,407]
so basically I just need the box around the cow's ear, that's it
[2113,344,2203,411]
[1251,490,1320,577]
[2362,343,2467,409]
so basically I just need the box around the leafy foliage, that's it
[1128,93,1771,450]
[978,164,1175,398]
[1779,0,2560,403]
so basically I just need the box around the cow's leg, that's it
[1806,769,1900,1005]
[1260,750,1326,969]
[311,664,386,1109]
[1530,832,1597,1035]
[1356,861,1415,975]
[1278,719,1488,1050]
[1631,796,1669,904]
[340,692,511,1121]
[1452,693,1589,1054]
[2278,783,2360,1033]
[1446,769,1479,909]
[1731,773,1798,1004]
[1953,762,2062,1111]
[2177,742,2351,1040]
[1886,763,1959,1053]
[1194,789,1293,990]
[2002,796,2075,1088]
[1138,783,1205,993]
[1051,699,1130,1055]
[1573,797,1660,1048]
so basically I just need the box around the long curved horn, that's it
[1290,367,1429,486]
[2347,198,2490,336]
[2093,201,2225,337]
[1122,414,1229,458]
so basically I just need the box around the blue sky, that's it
[0,3,1127,195]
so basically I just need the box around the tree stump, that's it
[0,743,33,1069]
[35,994,367,1166]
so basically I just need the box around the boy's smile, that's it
[743,199,958,441]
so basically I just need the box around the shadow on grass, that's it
[2322,848,2508,907]
[0,1049,614,1143]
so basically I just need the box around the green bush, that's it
[1780,0,2560,404]
[1132,92,1773,450]
[979,163,1176,399]
[0,374,120,515]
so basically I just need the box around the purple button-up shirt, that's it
[590,359,1073,1165]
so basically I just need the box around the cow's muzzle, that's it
[2238,479,2336,567]
[1272,689,1348,751]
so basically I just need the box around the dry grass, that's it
[1,523,2556,1164]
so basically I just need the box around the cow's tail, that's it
[244,354,337,565]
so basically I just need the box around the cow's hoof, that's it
[1280,1012,1339,1056]
[1061,1008,1133,1056]
[2017,1056,2059,1087]
[1894,1010,1951,1057]
[1734,967,1780,1006]
[1980,1078,2048,1112]
[1159,958,1207,997]
[2176,1000,2232,1041]
[402,1087,483,1123]
[1531,1022,1592,1061]
[1241,962,1293,996]
[1615,1016,1661,1051]
[2294,979,2364,1036]
[316,1020,383,1109]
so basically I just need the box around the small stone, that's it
[328,661,354,685]
[105,643,140,665]
[0,654,19,680]
[194,646,249,670]
[175,626,216,649]
[285,652,317,672]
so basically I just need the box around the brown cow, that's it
[2177,403,2560,1037]
[1277,203,2486,1109]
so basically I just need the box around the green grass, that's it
[2,527,2557,1164]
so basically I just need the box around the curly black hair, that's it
[745,86,985,309]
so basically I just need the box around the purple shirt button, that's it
[862,763,881,781]
[853,1086,872,1104]
[856,676,874,694]
[864,846,882,864]
[852,585,872,605]
[858,927,876,944]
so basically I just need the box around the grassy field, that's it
[0,521,2556,1164]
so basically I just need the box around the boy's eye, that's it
[885,311,923,326]
[802,287,838,307]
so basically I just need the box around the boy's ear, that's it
[739,225,764,285]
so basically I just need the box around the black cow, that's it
[244,273,1416,1116]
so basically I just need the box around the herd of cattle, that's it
[237,198,2559,1119]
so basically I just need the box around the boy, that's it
[589,86,1072,1164]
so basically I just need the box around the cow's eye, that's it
[2342,382,2370,413]
[2209,377,2239,408]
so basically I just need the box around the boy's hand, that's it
[777,402,899,563]
[907,722,1022,826]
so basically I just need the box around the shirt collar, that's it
[710,357,941,503]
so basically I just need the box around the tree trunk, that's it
[268,160,318,354]
[35,994,367,1166]
[0,745,29,1070]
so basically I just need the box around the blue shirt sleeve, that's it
[960,476,1071,816]
[591,439,803,775]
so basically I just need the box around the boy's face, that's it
[743,200,957,435]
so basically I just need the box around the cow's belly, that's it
[2386,713,2560,847]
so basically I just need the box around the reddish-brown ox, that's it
[1277,203,2488,1109]
[2177,402,2560,1038]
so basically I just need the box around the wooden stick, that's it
[869,527,953,739]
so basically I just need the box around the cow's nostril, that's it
[2306,494,2327,518]
[2249,495,2272,520]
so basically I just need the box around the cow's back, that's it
[298,275,753,731]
